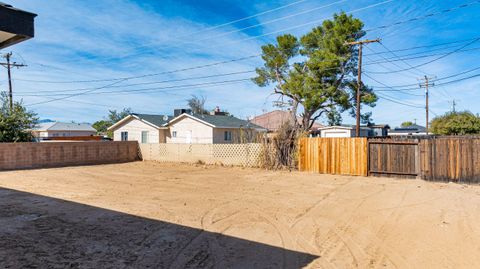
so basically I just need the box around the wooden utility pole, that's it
[1,52,26,111]
[418,75,435,133]
[346,39,380,137]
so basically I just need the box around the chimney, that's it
[174,108,192,117]
[210,106,226,116]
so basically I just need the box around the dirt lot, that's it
[1,162,480,268]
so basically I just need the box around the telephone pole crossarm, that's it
[1,52,26,111]
[418,75,436,134]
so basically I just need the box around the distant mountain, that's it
[38,119,55,123]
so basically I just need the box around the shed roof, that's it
[390,124,427,133]
[35,122,96,132]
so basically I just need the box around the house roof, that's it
[390,124,427,134]
[108,113,172,131]
[250,110,323,131]
[34,122,96,132]
[168,113,266,130]
[133,113,173,127]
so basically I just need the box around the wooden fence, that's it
[299,137,480,183]
[421,138,480,183]
[298,137,368,176]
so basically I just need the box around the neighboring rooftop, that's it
[250,110,323,132]
[132,113,173,128]
[34,122,96,132]
[390,124,427,134]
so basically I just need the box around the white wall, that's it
[112,118,161,143]
[321,129,353,138]
[320,128,369,138]
[36,130,96,137]
[166,117,213,144]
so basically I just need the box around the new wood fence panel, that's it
[299,138,367,176]
[421,138,480,183]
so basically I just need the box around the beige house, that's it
[108,114,172,143]
[109,111,266,144]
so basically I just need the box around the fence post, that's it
[415,139,421,179]
[366,138,370,177]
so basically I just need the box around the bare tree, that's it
[187,95,208,114]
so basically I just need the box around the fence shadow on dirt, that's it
[0,188,317,268]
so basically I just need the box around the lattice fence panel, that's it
[140,143,263,167]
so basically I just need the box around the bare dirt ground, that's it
[1,162,480,268]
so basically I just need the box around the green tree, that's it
[326,107,342,126]
[0,92,38,142]
[253,12,377,131]
[430,111,480,135]
[107,108,132,123]
[93,108,131,137]
[401,121,413,127]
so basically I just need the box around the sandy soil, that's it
[1,161,480,268]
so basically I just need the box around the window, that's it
[121,131,128,141]
[224,131,232,141]
[141,131,149,143]
[172,131,177,137]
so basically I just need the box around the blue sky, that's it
[2,0,480,127]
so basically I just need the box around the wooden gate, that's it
[368,138,420,178]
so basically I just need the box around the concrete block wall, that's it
[0,141,139,170]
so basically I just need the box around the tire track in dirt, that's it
[290,180,354,229]
[310,184,387,268]
[366,187,409,269]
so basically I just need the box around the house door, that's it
[186,130,192,144]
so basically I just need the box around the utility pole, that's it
[1,52,26,111]
[346,39,380,137]
[450,99,459,112]
[418,75,435,133]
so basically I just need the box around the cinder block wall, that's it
[0,141,139,171]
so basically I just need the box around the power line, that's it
[365,46,480,66]
[16,70,256,94]
[363,37,480,57]
[15,54,261,84]
[24,78,253,103]
[375,92,424,108]
[189,0,348,44]
[364,0,480,33]
[366,37,480,74]
[363,72,423,96]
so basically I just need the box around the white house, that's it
[318,125,371,138]
[108,114,172,144]
[32,122,96,140]
[109,110,266,144]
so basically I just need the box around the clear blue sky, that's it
[2,0,480,127]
